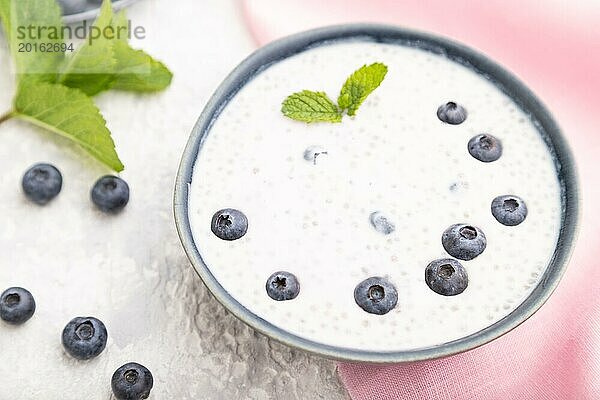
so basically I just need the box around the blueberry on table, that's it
[62,317,108,360]
[425,259,468,296]
[91,175,130,213]
[111,362,154,400]
[369,211,395,235]
[266,271,300,301]
[437,101,467,125]
[211,208,248,241]
[492,195,528,226]
[0,287,36,325]
[354,277,398,315]
[57,0,88,14]
[22,163,62,205]
[442,224,487,261]
[468,134,503,162]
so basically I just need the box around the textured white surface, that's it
[0,0,346,398]
[189,41,561,351]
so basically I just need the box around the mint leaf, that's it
[338,63,388,116]
[58,0,116,95]
[0,0,64,82]
[14,81,124,171]
[111,42,173,92]
[0,0,12,41]
[58,4,172,95]
[281,90,342,123]
[105,10,172,92]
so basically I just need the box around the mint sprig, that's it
[281,62,388,123]
[281,90,342,123]
[0,0,174,172]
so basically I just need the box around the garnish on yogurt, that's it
[281,62,388,123]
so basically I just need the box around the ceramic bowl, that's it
[174,24,579,363]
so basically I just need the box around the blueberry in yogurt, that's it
[0,287,36,325]
[425,259,468,296]
[22,163,62,205]
[492,195,528,226]
[111,362,154,400]
[266,271,300,301]
[369,211,395,235]
[62,316,108,360]
[442,224,487,261]
[211,208,248,241]
[468,134,503,162]
[303,145,328,165]
[437,102,467,125]
[354,277,398,315]
[91,175,130,213]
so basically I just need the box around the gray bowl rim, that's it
[62,0,140,24]
[174,23,580,363]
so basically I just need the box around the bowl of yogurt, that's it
[174,24,579,362]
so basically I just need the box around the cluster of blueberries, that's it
[206,101,529,317]
[58,0,114,15]
[6,163,153,399]
[22,163,129,212]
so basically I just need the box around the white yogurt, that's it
[188,41,562,351]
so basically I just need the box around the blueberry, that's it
[111,362,154,400]
[62,317,108,360]
[468,134,503,162]
[22,163,62,205]
[369,211,395,235]
[91,175,130,213]
[425,259,468,296]
[492,195,528,226]
[211,208,248,241]
[57,0,88,14]
[303,145,328,165]
[442,224,487,261]
[437,102,467,125]
[266,271,300,301]
[354,277,398,315]
[0,287,36,325]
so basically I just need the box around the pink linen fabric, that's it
[241,1,600,399]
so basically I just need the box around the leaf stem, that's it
[0,110,16,126]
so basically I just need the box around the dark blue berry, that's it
[266,271,300,301]
[425,259,468,296]
[62,317,108,360]
[22,163,62,205]
[468,134,503,162]
[0,287,36,325]
[442,224,487,261]
[492,195,528,226]
[211,208,248,241]
[111,362,154,400]
[437,102,467,125]
[91,176,130,213]
[354,277,398,315]
[369,211,395,235]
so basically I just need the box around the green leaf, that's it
[338,63,388,116]
[0,0,64,82]
[58,0,116,95]
[111,41,173,92]
[14,81,124,171]
[281,90,342,123]
[106,10,172,92]
[0,0,12,41]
